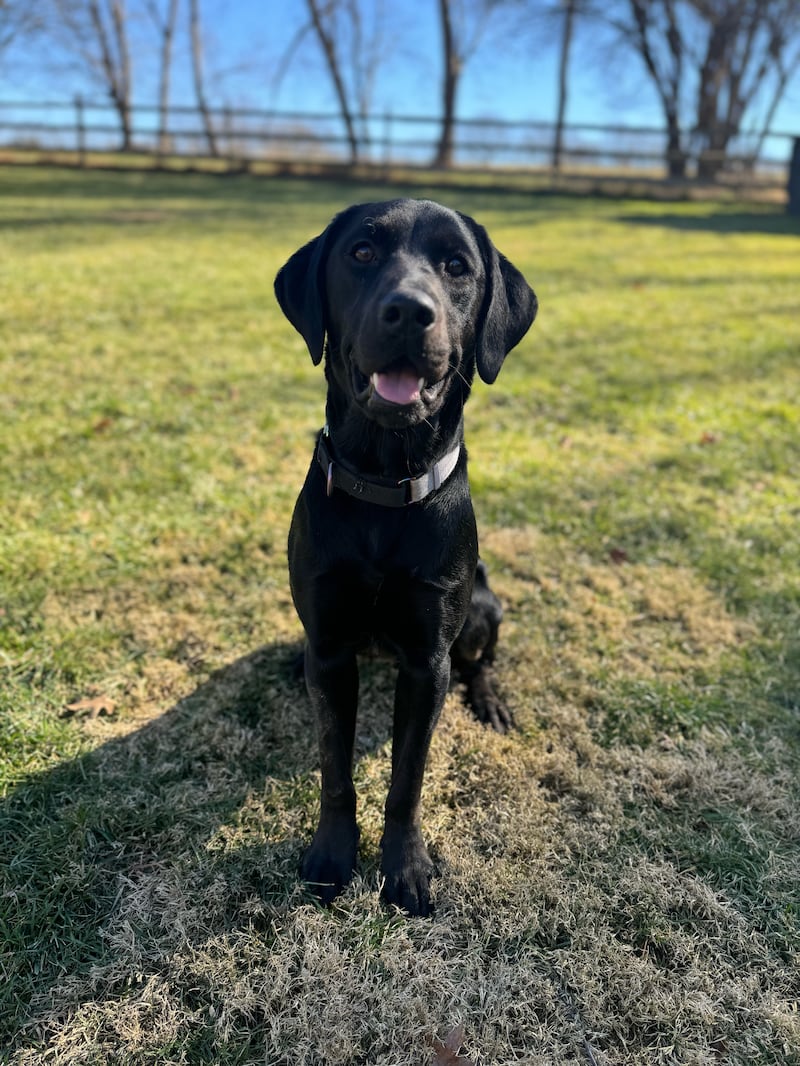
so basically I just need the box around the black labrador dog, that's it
[275,199,537,915]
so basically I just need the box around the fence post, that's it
[75,95,86,166]
[383,110,392,167]
[224,105,233,167]
[788,137,800,215]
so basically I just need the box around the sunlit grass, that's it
[1,167,799,1065]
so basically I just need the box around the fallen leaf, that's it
[710,1036,729,1057]
[62,695,117,719]
[430,1025,476,1066]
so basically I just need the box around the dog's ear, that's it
[275,210,353,365]
[465,217,538,385]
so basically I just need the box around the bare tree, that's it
[497,0,589,170]
[692,0,800,179]
[188,0,217,156]
[434,0,459,168]
[748,13,800,168]
[345,0,383,149]
[434,0,503,168]
[50,0,133,149]
[306,0,359,162]
[0,1,41,54]
[275,0,385,165]
[498,0,586,170]
[553,0,579,170]
[606,0,800,180]
[625,0,687,177]
[145,0,179,154]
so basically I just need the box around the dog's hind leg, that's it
[450,560,512,732]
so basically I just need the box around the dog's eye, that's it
[351,242,375,263]
[445,256,467,277]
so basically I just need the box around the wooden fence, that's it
[0,97,795,193]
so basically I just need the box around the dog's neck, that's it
[324,381,468,483]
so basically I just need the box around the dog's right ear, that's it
[274,230,331,366]
[275,206,363,365]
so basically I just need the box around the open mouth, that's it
[371,368,425,405]
[353,362,447,409]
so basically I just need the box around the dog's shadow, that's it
[0,642,400,1043]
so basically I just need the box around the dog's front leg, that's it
[380,652,450,917]
[301,645,360,905]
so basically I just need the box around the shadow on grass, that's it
[0,164,583,234]
[0,641,331,1050]
[618,209,800,236]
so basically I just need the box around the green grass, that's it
[1,167,799,1065]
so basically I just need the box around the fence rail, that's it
[0,97,795,189]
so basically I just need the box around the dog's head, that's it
[275,199,537,429]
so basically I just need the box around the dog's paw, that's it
[466,672,513,734]
[301,821,359,906]
[380,828,435,917]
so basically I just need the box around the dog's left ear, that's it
[466,217,538,385]
[275,209,356,365]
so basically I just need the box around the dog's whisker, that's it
[448,361,471,388]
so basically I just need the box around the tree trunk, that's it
[665,108,686,179]
[694,8,736,181]
[189,0,218,156]
[89,0,132,150]
[628,0,687,179]
[110,1,131,147]
[552,0,576,172]
[306,0,359,164]
[434,0,460,169]
[156,0,179,154]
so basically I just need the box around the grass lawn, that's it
[1,166,799,1065]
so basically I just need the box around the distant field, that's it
[1,166,799,1065]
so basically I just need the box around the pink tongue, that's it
[372,370,422,405]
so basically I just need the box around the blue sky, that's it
[2,0,798,158]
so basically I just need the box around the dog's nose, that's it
[380,292,436,333]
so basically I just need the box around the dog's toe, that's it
[478,694,514,733]
[466,674,514,733]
